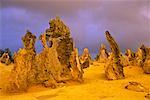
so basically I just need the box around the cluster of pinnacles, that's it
[96,31,150,80]
[4,17,90,93]
[2,17,150,93]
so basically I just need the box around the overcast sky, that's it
[0,0,150,56]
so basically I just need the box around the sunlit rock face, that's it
[70,48,84,82]
[36,17,82,87]
[119,53,128,67]
[79,48,91,69]
[104,31,125,80]
[0,53,11,65]
[0,48,13,65]
[36,38,65,88]
[97,44,108,63]
[45,16,73,67]
[46,16,70,38]
[134,47,144,67]
[125,49,135,66]
[140,45,150,74]
[4,17,84,93]
[143,59,150,74]
[5,31,37,93]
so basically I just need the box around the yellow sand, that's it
[0,62,150,100]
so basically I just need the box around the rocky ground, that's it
[0,62,150,100]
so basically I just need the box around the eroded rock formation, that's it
[125,82,149,92]
[0,49,4,57]
[0,48,13,65]
[35,17,82,87]
[104,31,125,80]
[97,44,108,63]
[134,47,144,67]
[79,48,91,69]
[70,48,84,82]
[125,49,135,66]
[4,17,80,93]
[5,30,37,93]
[36,38,64,88]
[145,94,150,99]
[140,45,150,74]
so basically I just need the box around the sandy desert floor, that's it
[0,62,150,100]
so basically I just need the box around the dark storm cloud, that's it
[94,0,150,49]
[0,0,150,56]
[1,0,101,17]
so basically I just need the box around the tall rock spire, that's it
[104,31,125,80]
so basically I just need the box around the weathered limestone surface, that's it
[70,48,84,82]
[140,45,150,74]
[0,48,13,65]
[143,58,150,74]
[134,48,144,67]
[104,31,125,80]
[5,31,37,93]
[0,53,11,65]
[120,53,129,67]
[0,49,4,57]
[97,44,108,63]
[125,49,135,66]
[36,17,83,88]
[145,94,150,99]
[79,48,91,69]
[36,38,64,88]
[125,82,149,92]
[4,17,83,93]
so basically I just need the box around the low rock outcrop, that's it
[125,82,149,92]
[0,48,13,65]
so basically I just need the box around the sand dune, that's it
[0,62,150,100]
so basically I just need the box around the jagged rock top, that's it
[22,30,36,50]
[46,16,70,38]
[105,31,120,57]
[100,44,106,50]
